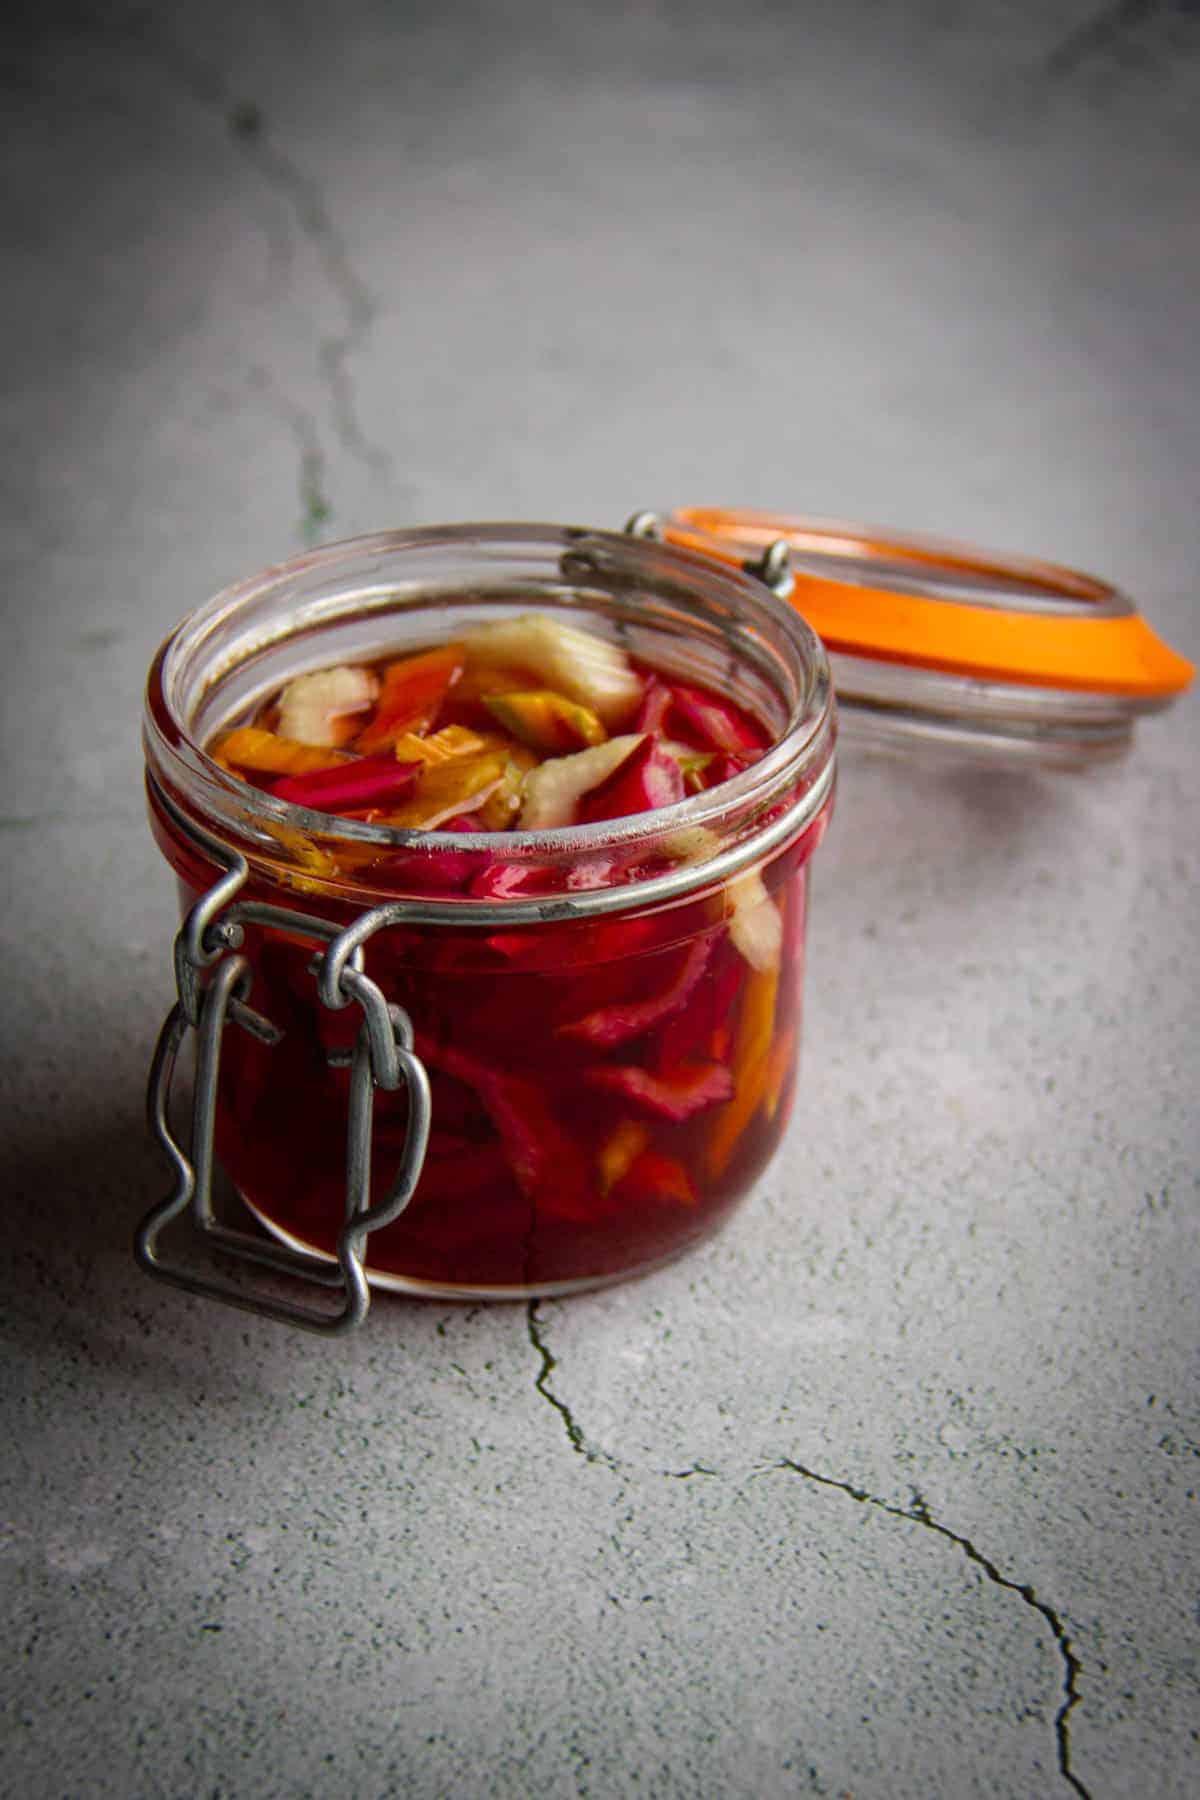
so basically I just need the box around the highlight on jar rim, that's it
[137,523,836,1330]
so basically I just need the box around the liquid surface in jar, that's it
[209,611,772,875]
[191,611,820,1292]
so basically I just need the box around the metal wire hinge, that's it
[623,510,794,600]
[135,831,431,1334]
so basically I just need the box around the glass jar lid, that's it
[657,506,1194,765]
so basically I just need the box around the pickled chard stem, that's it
[271,757,422,811]
[557,936,712,1048]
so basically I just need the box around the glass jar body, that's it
[144,525,834,1300]
[154,815,823,1295]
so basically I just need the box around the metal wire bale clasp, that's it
[134,848,432,1335]
[623,510,794,601]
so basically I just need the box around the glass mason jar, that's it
[139,524,835,1328]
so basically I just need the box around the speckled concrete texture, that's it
[2,3,1198,1796]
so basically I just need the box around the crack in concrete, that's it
[248,365,331,547]
[1045,0,1192,78]
[773,1458,1089,1799]
[136,23,393,540]
[228,102,393,481]
[526,1300,618,1469]
[520,1310,1090,1793]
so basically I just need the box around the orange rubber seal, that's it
[664,508,1194,701]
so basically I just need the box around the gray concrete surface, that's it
[2,3,1198,1796]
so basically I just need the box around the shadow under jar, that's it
[142,524,835,1305]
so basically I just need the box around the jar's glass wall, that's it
[144,525,834,1298]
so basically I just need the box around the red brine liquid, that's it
[157,614,827,1293]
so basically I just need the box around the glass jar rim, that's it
[144,522,836,907]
